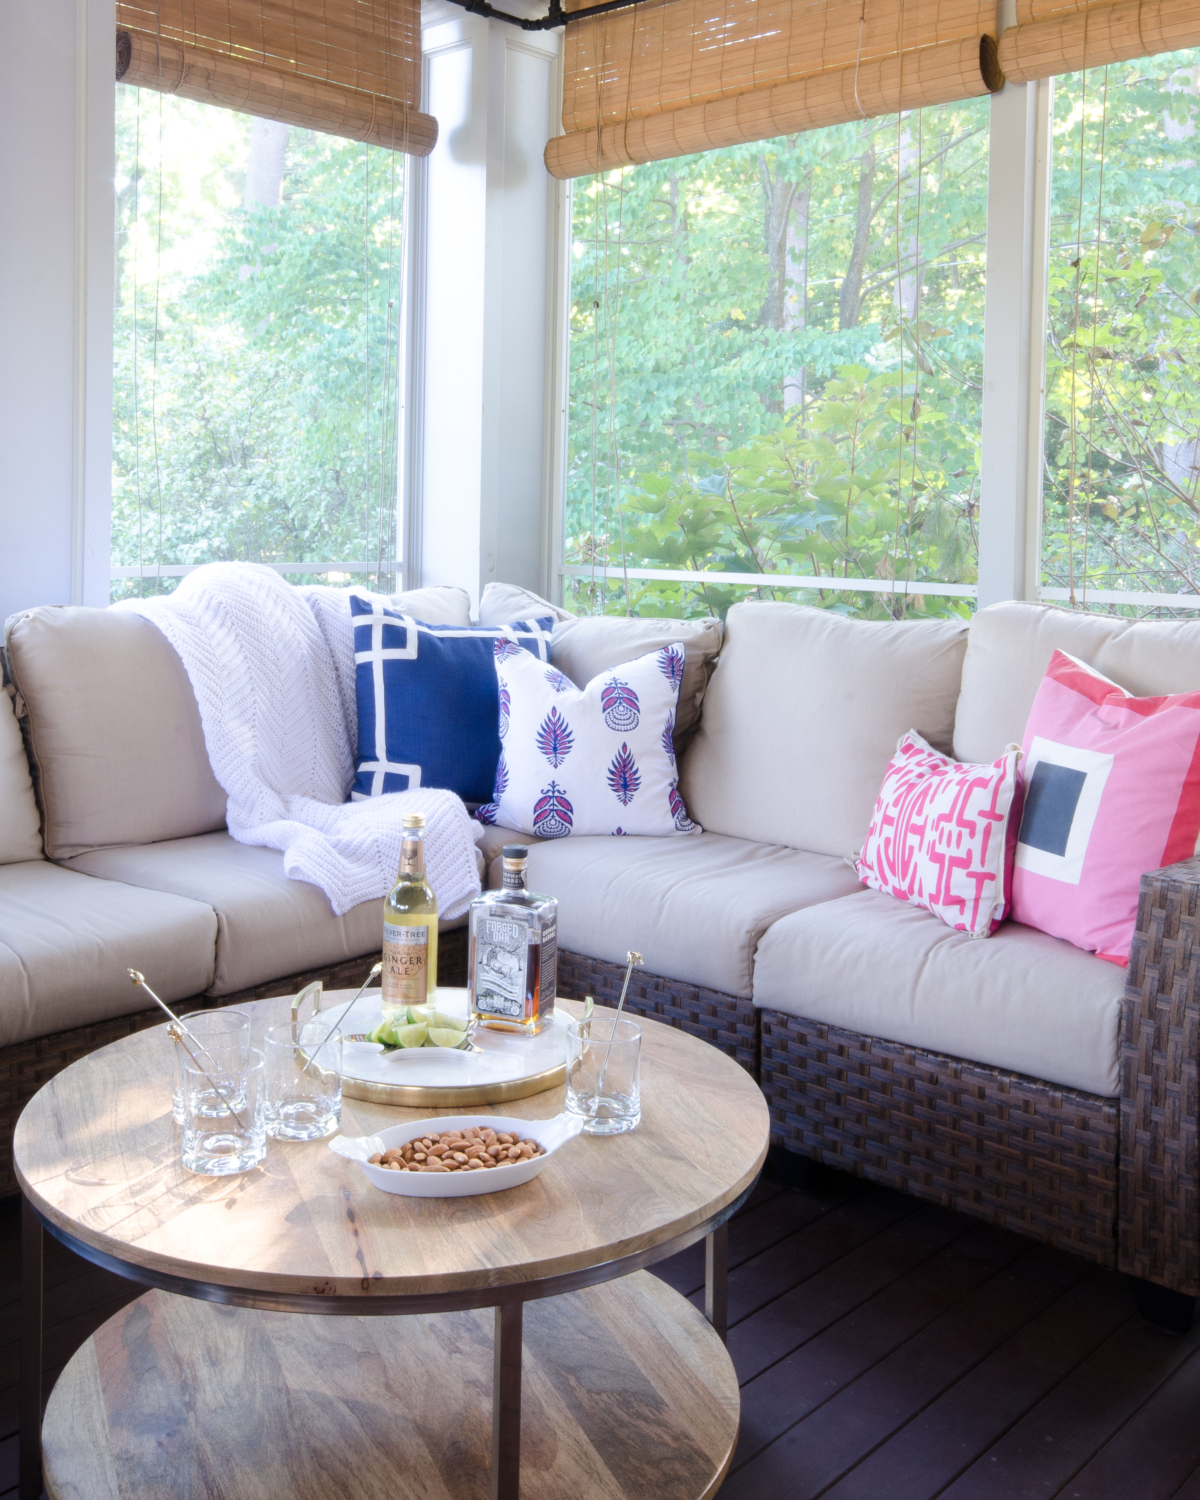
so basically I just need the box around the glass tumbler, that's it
[565,1016,642,1135]
[264,1022,343,1141]
[181,1048,266,1175]
[171,1009,251,1124]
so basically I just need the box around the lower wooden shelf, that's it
[41,1270,739,1500]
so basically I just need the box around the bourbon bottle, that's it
[468,845,557,1034]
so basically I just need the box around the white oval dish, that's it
[328,1112,584,1197]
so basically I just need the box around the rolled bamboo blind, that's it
[999,0,1200,82]
[115,0,437,155]
[546,0,1003,180]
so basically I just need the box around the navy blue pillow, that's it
[350,594,554,803]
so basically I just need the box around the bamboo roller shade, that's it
[115,0,437,155]
[548,0,1003,179]
[999,0,1200,81]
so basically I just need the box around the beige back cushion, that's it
[953,602,1200,764]
[550,616,724,749]
[6,606,229,859]
[681,601,969,857]
[477,582,574,625]
[390,584,473,626]
[0,684,43,863]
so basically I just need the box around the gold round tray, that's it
[339,1062,567,1109]
[324,988,569,1110]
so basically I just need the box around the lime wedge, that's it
[391,1022,429,1049]
[405,1006,466,1032]
[427,1027,468,1049]
[367,1008,407,1045]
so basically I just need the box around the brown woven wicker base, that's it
[1120,858,1200,1296]
[556,950,759,1075]
[761,1010,1119,1267]
[0,928,469,1199]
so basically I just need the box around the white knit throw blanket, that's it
[117,563,483,918]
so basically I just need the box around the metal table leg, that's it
[492,1301,523,1500]
[705,1223,728,1345]
[20,1198,43,1500]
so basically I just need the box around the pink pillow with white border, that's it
[856,730,1023,938]
[1010,649,1200,966]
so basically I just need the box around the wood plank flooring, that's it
[4,1155,1199,1499]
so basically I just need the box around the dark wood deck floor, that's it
[3,1156,1198,1498]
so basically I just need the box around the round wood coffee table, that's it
[15,994,768,1500]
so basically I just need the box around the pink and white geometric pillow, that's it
[856,730,1023,938]
[1011,649,1200,965]
[476,641,700,839]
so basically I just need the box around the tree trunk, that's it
[244,118,290,209]
[757,158,798,333]
[783,183,811,413]
[114,170,141,311]
[839,135,876,331]
[894,127,920,324]
[667,169,690,269]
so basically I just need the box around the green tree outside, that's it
[112,88,405,598]
[1042,51,1200,608]
[568,47,1200,622]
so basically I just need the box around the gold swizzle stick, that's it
[282,960,384,1104]
[594,951,642,1100]
[128,969,246,1129]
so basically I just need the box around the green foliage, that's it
[112,90,403,598]
[566,101,989,621]
[1041,51,1200,605]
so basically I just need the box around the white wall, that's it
[412,2,562,608]
[0,0,113,625]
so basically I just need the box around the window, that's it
[112,88,407,599]
[1042,48,1200,613]
[564,97,990,621]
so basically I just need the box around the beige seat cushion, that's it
[954,601,1200,764]
[681,602,968,859]
[0,685,41,864]
[6,606,229,859]
[523,833,864,998]
[0,860,216,1045]
[753,889,1125,1096]
[477,822,543,884]
[65,833,463,997]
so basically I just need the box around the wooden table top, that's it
[15,995,769,1304]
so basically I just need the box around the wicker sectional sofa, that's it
[1,588,1197,1329]
[476,598,1200,1327]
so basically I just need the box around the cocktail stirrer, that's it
[594,951,642,1099]
[128,969,246,1129]
[281,961,383,1105]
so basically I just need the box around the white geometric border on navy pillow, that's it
[350,595,553,798]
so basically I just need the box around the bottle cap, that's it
[402,813,426,829]
[502,844,528,860]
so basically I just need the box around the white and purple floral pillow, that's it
[476,641,700,839]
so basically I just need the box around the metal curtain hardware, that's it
[441,0,644,33]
